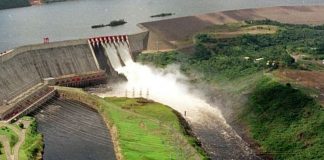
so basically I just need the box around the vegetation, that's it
[19,117,43,160]
[0,143,5,159]
[138,20,324,82]
[56,87,207,160]
[138,20,324,159]
[105,97,207,159]
[0,126,18,148]
[0,0,30,10]
[243,78,324,159]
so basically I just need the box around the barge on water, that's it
[150,13,174,18]
[91,19,127,29]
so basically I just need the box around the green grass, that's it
[0,126,18,148]
[19,117,43,160]
[243,77,324,159]
[104,97,205,160]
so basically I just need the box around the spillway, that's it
[102,43,123,69]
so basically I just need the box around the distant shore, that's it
[139,5,324,51]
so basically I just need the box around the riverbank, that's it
[56,86,207,160]
[140,5,324,51]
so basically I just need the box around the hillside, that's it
[137,20,324,159]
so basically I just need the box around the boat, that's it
[150,13,174,18]
[107,19,127,27]
[91,24,107,29]
[91,19,127,29]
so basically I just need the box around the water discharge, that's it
[116,42,133,63]
[98,42,257,159]
[101,43,123,69]
[100,42,225,122]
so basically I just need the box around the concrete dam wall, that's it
[0,39,99,104]
[0,32,149,120]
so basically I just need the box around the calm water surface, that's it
[33,99,116,160]
[0,0,324,50]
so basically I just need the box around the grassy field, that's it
[56,87,207,160]
[104,97,205,160]
[19,117,43,160]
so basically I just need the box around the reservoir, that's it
[1,0,324,51]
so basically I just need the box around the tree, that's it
[194,43,212,61]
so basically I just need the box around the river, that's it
[0,0,324,51]
[32,99,116,160]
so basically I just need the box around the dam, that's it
[0,31,149,122]
[0,31,150,159]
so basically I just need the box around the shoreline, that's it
[139,5,324,51]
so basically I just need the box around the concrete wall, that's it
[0,39,99,105]
[128,31,149,55]
[0,33,149,106]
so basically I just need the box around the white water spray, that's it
[99,42,226,123]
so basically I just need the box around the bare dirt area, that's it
[207,25,278,39]
[140,5,324,50]
[275,70,324,105]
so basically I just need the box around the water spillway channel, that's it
[31,99,116,160]
[92,39,259,159]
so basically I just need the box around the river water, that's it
[0,0,324,51]
[32,99,116,160]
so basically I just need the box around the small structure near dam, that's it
[0,31,149,123]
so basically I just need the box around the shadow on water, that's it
[30,99,116,160]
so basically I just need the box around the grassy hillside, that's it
[0,0,30,10]
[139,20,324,83]
[105,97,206,160]
[244,78,324,159]
[138,20,324,159]
[56,87,207,160]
